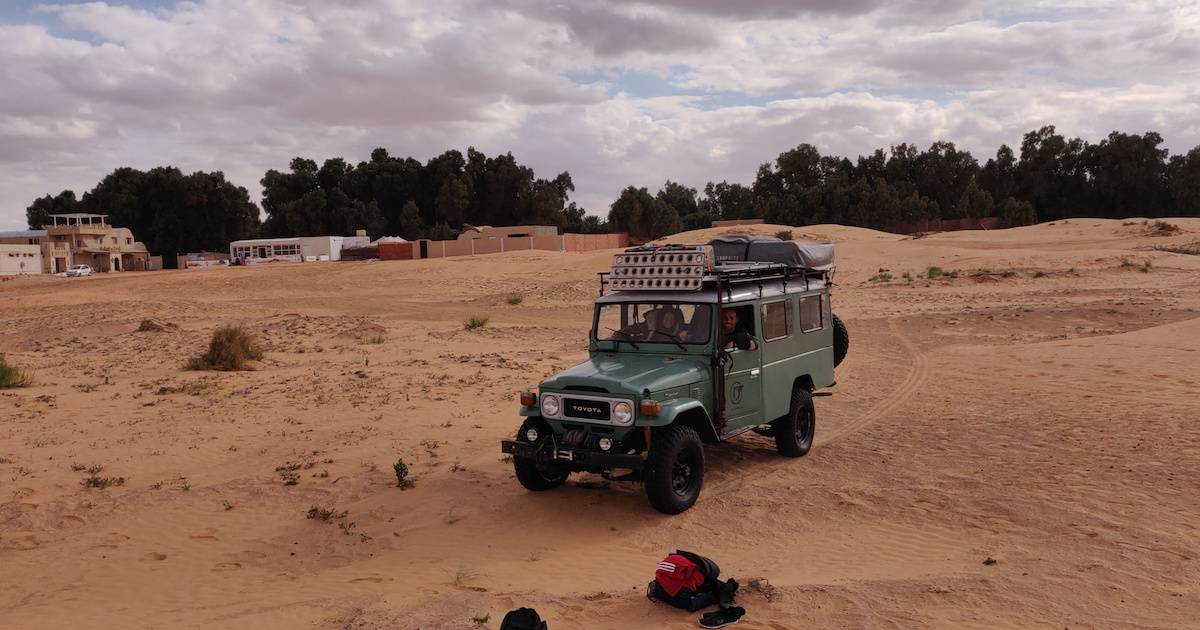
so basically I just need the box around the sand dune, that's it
[2,220,1199,629]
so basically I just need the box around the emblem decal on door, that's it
[731,382,743,404]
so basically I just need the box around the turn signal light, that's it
[640,400,661,416]
[519,391,537,407]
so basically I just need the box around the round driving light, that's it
[598,437,613,451]
[541,394,560,417]
[613,401,633,425]
[525,427,539,442]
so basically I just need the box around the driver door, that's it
[722,312,762,433]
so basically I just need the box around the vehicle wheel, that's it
[832,314,849,368]
[512,419,569,491]
[773,387,815,457]
[645,424,705,514]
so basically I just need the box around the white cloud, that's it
[0,0,1198,229]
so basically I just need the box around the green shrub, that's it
[774,230,794,241]
[506,294,523,305]
[306,506,347,521]
[393,459,413,488]
[868,272,893,283]
[186,326,263,371]
[0,354,32,388]
[463,316,489,330]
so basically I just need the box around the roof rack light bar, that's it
[609,245,711,291]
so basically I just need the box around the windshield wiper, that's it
[647,329,687,351]
[605,327,641,349]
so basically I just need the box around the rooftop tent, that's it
[708,235,834,271]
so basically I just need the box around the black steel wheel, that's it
[645,424,705,514]
[512,418,569,491]
[773,387,815,457]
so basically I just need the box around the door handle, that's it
[750,369,760,379]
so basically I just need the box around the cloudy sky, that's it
[1,0,1198,230]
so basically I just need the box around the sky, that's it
[1,0,1199,230]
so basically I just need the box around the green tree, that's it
[997,197,1038,228]
[656,180,698,217]
[399,200,423,240]
[25,190,80,229]
[957,181,994,226]
[1167,147,1200,215]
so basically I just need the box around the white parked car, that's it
[66,264,93,277]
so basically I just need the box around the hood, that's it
[541,354,707,395]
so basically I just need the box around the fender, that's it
[518,404,541,418]
[641,398,720,443]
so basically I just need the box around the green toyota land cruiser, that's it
[500,235,849,514]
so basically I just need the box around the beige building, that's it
[456,225,558,240]
[0,214,150,274]
[0,244,42,276]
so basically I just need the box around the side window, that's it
[761,299,791,341]
[799,294,823,332]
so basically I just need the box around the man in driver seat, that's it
[720,308,758,351]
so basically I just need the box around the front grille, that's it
[563,398,610,421]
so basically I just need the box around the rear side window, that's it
[761,300,791,341]
[799,294,823,332]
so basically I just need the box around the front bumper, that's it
[501,439,644,471]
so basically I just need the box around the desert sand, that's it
[2,218,1199,629]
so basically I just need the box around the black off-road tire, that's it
[644,424,705,514]
[832,313,849,368]
[773,387,815,457]
[512,419,569,491]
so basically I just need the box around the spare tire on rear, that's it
[832,314,849,367]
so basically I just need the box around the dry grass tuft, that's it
[186,326,263,371]
[0,354,33,388]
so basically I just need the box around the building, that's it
[229,234,370,264]
[407,225,628,259]
[0,244,42,276]
[0,214,149,273]
[456,225,559,240]
[183,251,231,269]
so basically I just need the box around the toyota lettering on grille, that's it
[563,398,611,421]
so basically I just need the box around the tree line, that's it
[24,147,604,258]
[607,126,1200,239]
[24,126,1200,254]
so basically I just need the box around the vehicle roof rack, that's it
[599,242,831,295]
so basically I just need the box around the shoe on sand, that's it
[698,606,745,628]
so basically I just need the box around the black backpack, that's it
[499,607,548,630]
[646,549,724,612]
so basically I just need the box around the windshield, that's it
[595,303,712,345]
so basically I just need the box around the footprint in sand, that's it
[142,552,168,561]
[95,532,130,549]
[59,515,87,527]
[350,576,392,583]
[189,532,220,542]
[213,562,242,571]
[2,534,41,550]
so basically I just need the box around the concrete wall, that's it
[0,244,43,275]
[378,242,415,260]
[412,232,629,259]
[563,233,629,251]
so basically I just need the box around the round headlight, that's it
[525,427,539,442]
[598,437,613,451]
[613,401,633,425]
[541,394,560,417]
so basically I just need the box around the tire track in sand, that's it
[819,318,929,445]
